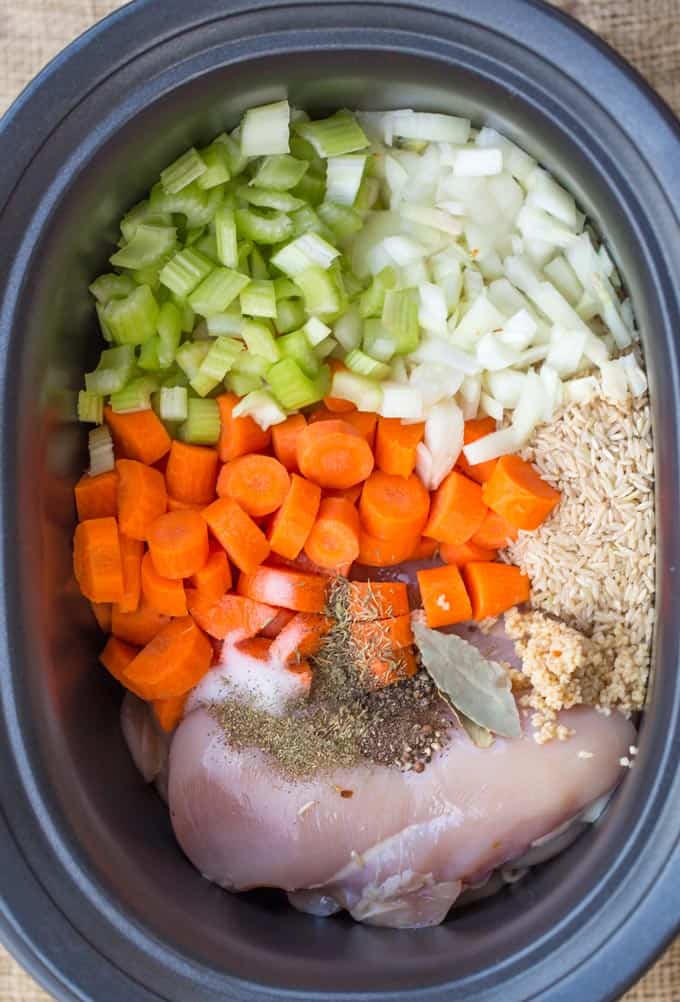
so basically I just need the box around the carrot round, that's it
[73,516,124,603]
[167,496,203,511]
[456,418,498,484]
[270,612,332,665]
[217,392,271,462]
[470,510,519,550]
[188,592,277,640]
[341,411,378,448]
[141,551,188,617]
[104,405,171,465]
[482,455,561,531]
[75,469,119,522]
[375,418,424,478]
[268,474,321,560]
[359,471,430,541]
[347,581,409,621]
[411,537,438,560]
[238,565,328,613]
[116,459,167,541]
[165,441,218,506]
[440,540,498,566]
[111,600,169,646]
[351,613,413,650]
[423,470,488,545]
[147,509,209,580]
[369,647,418,686]
[90,601,112,633]
[118,533,143,614]
[323,360,356,413]
[417,564,473,628]
[303,497,360,570]
[188,549,232,603]
[297,419,374,489]
[123,616,212,700]
[236,637,274,661]
[357,530,417,567]
[217,454,291,518]
[272,414,307,472]
[462,561,530,620]
[259,608,295,639]
[203,496,270,573]
[324,484,362,505]
[152,693,187,733]
[99,635,138,687]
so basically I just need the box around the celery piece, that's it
[215,206,238,268]
[129,254,170,293]
[232,390,287,430]
[296,266,341,317]
[156,300,182,368]
[289,134,322,164]
[225,371,263,397]
[236,185,304,213]
[179,398,221,445]
[267,357,324,410]
[88,425,115,476]
[240,100,290,157]
[184,225,206,247]
[237,240,253,271]
[188,267,250,317]
[354,175,380,212]
[294,111,369,158]
[249,247,270,282]
[84,344,136,395]
[206,305,243,337]
[215,132,249,177]
[110,224,177,270]
[120,200,173,242]
[150,180,207,222]
[161,367,189,389]
[110,376,159,414]
[160,248,214,298]
[96,303,114,343]
[303,316,331,346]
[318,201,363,240]
[104,284,159,345]
[195,231,220,264]
[159,385,188,422]
[172,295,195,334]
[240,280,277,319]
[290,205,326,238]
[161,147,207,194]
[278,329,320,378]
[331,369,383,412]
[314,336,337,360]
[343,272,365,299]
[252,154,308,191]
[232,351,271,378]
[189,371,219,397]
[359,267,397,318]
[344,348,391,380]
[275,298,306,334]
[292,172,327,207]
[333,303,362,352]
[363,318,397,362]
[77,391,103,424]
[138,336,162,371]
[197,336,243,384]
[89,273,136,304]
[382,287,420,354]
[325,155,366,206]
[270,232,339,277]
[242,320,280,363]
[273,277,302,301]
[197,143,231,190]
[234,207,294,245]
[176,340,211,380]
[190,186,224,228]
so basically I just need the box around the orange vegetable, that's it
[270,612,332,665]
[116,459,167,541]
[202,497,270,573]
[359,471,430,540]
[141,551,187,617]
[90,602,112,633]
[423,470,488,545]
[482,455,561,530]
[297,419,374,489]
[440,540,498,566]
[323,360,356,413]
[417,564,473,628]
[369,648,418,685]
[272,414,307,472]
[347,581,410,620]
[238,565,328,613]
[217,392,271,462]
[456,418,498,484]
[217,454,291,517]
[152,694,187,733]
[324,484,362,505]
[188,592,277,640]
[375,418,424,478]
[236,636,274,660]
[357,530,417,567]
[111,600,170,646]
[104,405,171,465]
[118,533,143,613]
[470,509,518,550]
[123,616,212,700]
[303,497,360,570]
[411,537,438,560]
[259,608,295,638]
[99,635,138,687]
[73,516,124,603]
[462,561,530,620]
[342,410,378,448]
[270,549,352,579]
[351,613,413,650]
[165,441,218,505]
[188,549,232,603]
[166,496,203,511]
[268,474,321,560]
[147,509,209,579]
[74,470,119,521]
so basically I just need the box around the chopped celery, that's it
[325,155,366,206]
[96,303,114,343]
[161,147,207,194]
[290,205,326,238]
[296,266,342,317]
[235,207,294,245]
[178,398,221,444]
[150,180,208,225]
[138,336,162,371]
[294,111,369,157]
[89,273,136,304]
[289,134,321,162]
[176,340,211,380]
[110,224,177,270]
[159,385,188,422]
[237,240,253,271]
[330,369,383,412]
[172,295,195,334]
[360,266,397,318]
[252,154,309,191]
[120,201,173,242]
[215,206,238,268]
[196,143,231,189]
[303,316,331,346]
[160,248,214,298]
[333,303,362,351]
[249,248,270,282]
[185,225,206,247]
[271,232,340,277]
[318,202,363,240]
[239,279,277,318]
[157,300,182,368]
[188,267,250,317]
[363,318,397,361]
[292,172,327,207]
[84,344,135,395]
[215,132,249,176]
[232,351,271,378]
[88,425,115,475]
[240,100,290,157]
[343,271,365,299]
[276,298,307,334]
[278,329,320,378]
[314,336,337,360]
[236,185,304,213]
[161,367,190,389]
[110,376,159,413]
[191,336,243,395]
[344,348,391,380]
[354,175,380,212]
[267,357,324,410]
[206,305,243,337]
[225,371,263,396]
[273,277,302,300]
[129,253,173,293]
[104,285,159,345]
[77,391,103,424]
[382,287,420,354]
[194,231,220,263]
[232,390,287,429]
[242,319,281,363]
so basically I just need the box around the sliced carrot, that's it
[217,392,271,462]
[297,419,374,489]
[236,636,274,660]
[147,509,209,580]
[456,418,498,484]
[118,533,143,613]
[269,549,352,579]
[188,549,232,603]
[270,612,332,665]
[141,551,187,617]
[357,530,417,567]
[73,516,124,603]
[411,537,438,560]
[347,581,410,620]
[217,454,291,517]
[99,635,138,687]
[90,601,112,633]
[123,616,212,700]
[104,405,171,465]
[324,484,362,505]
[482,455,561,530]
[116,459,167,541]
[152,694,187,733]
[359,471,430,541]
[188,592,277,640]
[470,509,519,550]
[462,561,530,620]
[272,413,307,473]
[417,564,472,628]
[74,470,119,521]
[268,474,321,560]
[111,600,170,646]
[368,648,418,686]
[167,496,203,511]
[202,497,270,573]
[165,441,218,506]
[259,608,296,638]
[423,470,488,545]
[342,411,378,448]
[323,360,356,413]
[238,565,328,613]
[303,497,360,570]
[375,418,424,478]
[440,540,498,566]
[351,613,413,650]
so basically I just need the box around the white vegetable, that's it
[621,353,648,397]
[525,168,577,226]
[410,363,464,408]
[387,110,471,145]
[564,376,599,404]
[88,425,115,476]
[499,309,537,351]
[401,204,462,236]
[382,235,427,266]
[411,337,479,374]
[480,392,504,422]
[600,359,629,404]
[378,382,424,420]
[486,369,527,408]
[544,255,583,306]
[422,399,464,489]
[331,370,383,412]
[384,155,409,202]
[463,426,519,465]
[452,148,503,177]
[419,282,448,334]
[458,374,482,420]
[516,205,577,248]
[476,127,537,184]
[476,333,522,371]
[511,370,547,443]
[333,305,362,352]
[325,155,366,206]
[545,328,587,377]
[232,390,287,429]
[454,294,506,339]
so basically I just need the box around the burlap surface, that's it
[0,0,678,998]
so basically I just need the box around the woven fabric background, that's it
[0,0,678,999]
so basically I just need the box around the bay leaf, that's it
[459,713,495,748]
[413,616,521,739]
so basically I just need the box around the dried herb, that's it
[459,713,494,748]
